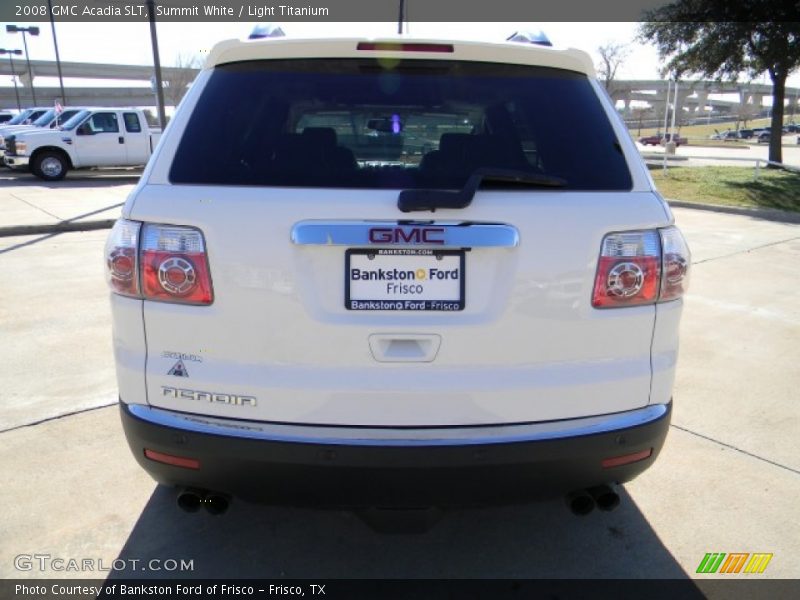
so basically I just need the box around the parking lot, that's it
[1,170,799,580]
[637,135,800,169]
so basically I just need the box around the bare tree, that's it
[164,53,202,108]
[597,42,631,96]
[736,98,759,130]
[632,106,653,137]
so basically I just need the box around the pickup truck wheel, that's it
[32,151,68,181]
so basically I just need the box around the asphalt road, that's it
[0,176,798,581]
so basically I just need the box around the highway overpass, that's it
[1,59,799,114]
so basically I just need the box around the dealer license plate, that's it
[345,249,465,311]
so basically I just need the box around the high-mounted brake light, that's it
[592,227,690,309]
[356,42,454,53]
[140,224,213,305]
[104,219,213,305]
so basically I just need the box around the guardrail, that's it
[658,152,800,181]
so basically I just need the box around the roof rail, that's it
[506,30,552,47]
[249,24,286,40]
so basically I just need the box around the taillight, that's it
[104,219,141,298]
[659,227,691,301]
[140,224,213,305]
[104,219,213,305]
[592,227,690,309]
[592,231,661,308]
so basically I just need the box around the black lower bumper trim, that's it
[120,402,671,508]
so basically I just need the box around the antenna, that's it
[398,0,405,34]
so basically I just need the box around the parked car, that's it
[737,129,754,139]
[4,108,162,180]
[108,34,690,516]
[639,132,687,146]
[757,131,771,143]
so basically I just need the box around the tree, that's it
[596,42,630,97]
[164,53,202,108]
[735,97,759,130]
[632,106,654,136]
[638,1,800,164]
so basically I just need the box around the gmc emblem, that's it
[368,227,445,245]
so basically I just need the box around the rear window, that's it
[170,59,631,190]
[124,112,142,133]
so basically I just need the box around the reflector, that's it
[602,448,653,468]
[144,449,200,469]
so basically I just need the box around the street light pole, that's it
[46,0,67,105]
[398,0,405,34]
[0,49,24,111]
[6,25,40,106]
[146,0,167,130]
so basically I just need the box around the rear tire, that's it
[32,151,68,181]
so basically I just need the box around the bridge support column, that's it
[695,90,708,113]
[17,70,33,89]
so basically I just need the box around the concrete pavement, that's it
[0,169,134,234]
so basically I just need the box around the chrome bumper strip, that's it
[127,403,669,447]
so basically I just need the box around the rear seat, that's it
[269,127,356,180]
[420,133,529,179]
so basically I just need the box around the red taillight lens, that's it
[592,231,661,308]
[140,224,213,305]
[105,220,213,305]
[659,226,691,302]
[104,219,141,297]
[592,227,691,308]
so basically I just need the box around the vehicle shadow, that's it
[109,484,695,580]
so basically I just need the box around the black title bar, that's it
[4,0,687,23]
[5,579,800,600]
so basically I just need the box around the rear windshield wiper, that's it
[398,168,566,212]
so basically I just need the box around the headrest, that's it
[302,127,338,147]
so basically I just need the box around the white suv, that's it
[106,34,689,516]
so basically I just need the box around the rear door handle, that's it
[118,136,124,144]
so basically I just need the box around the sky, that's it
[0,20,797,94]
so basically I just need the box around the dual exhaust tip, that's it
[178,485,619,517]
[177,489,230,515]
[566,484,620,516]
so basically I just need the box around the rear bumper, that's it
[120,401,671,508]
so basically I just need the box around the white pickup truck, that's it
[4,108,162,180]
